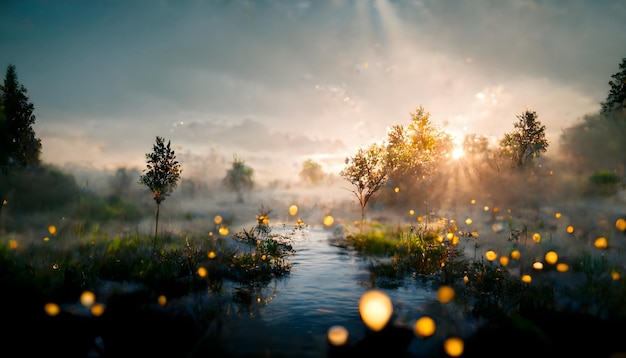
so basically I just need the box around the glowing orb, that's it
[556,263,569,272]
[594,237,608,249]
[358,290,393,331]
[545,251,558,265]
[414,316,436,338]
[483,206,489,211]
[323,215,334,227]
[218,227,229,236]
[48,225,57,235]
[80,291,96,307]
[566,225,574,234]
[521,274,532,283]
[289,205,298,216]
[409,210,415,215]
[327,325,349,346]
[499,256,509,267]
[533,262,544,270]
[43,237,49,242]
[510,250,521,260]
[44,303,60,317]
[470,199,476,204]
[616,218,626,232]
[394,187,400,193]
[533,233,541,243]
[214,215,223,225]
[443,337,464,357]
[465,218,472,225]
[555,212,562,219]
[437,285,455,304]
[612,272,621,281]
[485,250,497,262]
[417,216,423,222]
[197,267,208,278]
[91,303,105,317]
[208,251,216,259]
[463,275,469,284]
[9,239,18,250]
[157,295,167,306]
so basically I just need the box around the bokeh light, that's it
[616,218,626,231]
[443,337,464,357]
[499,256,509,267]
[218,227,229,236]
[327,325,349,346]
[91,303,105,317]
[437,285,455,303]
[208,251,216,259]
[197,267,208,278]
[80,291,96,307]
[44,303,60,317]
[510,250,521,260]
[533,261,544,270]
[567,225,575,234]
[289,205,298,216]
[556,263,569,272]
[358,290,393,331]
[545,251,558,265]
[532,233,541,243]
[214,215,223,225]
[485,250,497,262]
[594,237,608,249]
[465,218,472,225]
[555,212,562,219]
[323,215,334,227]
[157,295,167,306]
[48,225,57,235]
[521,274,532,283]
[414,316,436,338]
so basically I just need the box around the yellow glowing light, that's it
[499,256,509,267]
[493,207,499,213]
[214,215,223,225]
[327,325,349,346]
[556,263,569,272]
[612,272,621,280]
[452,147,464,160]
[463,275,469,284]
[158,295,167,306]
[218,227,229,236]
[521,274,532,283]
[208,231,213,236]
[545,251,558,265]
[417,216,423,222]
[48,225,57,235]
[533,261,544,270]
[555,212,562,219]
[616,218,626,232]
[289,205,298,216]
[446,232,454,240]
[208,251,216,259]
[566,225,575,234]
[257,297,261,302]
[465,218,472,225]
[91,303,105,317]
[532,233,541,243]
[485,250,498,262]
[437,285,455,304]
[471,199,476,204]
[436,235,444,243]
[2,199,6,206]
[44,303,60,317]
[483,206,489,211]
[197,267,208,278]
[451,235,459,245]
[394,187,400,193]
[358,290,393,331]
[323,215,335,227]
[80,291,96,307]
[594,237,608,249]
[443,337,464,357]
[43,237,49,242]
[414,316,436,338]
[296,218,304,225]
[409,210,415,215]
[511,250,521,260]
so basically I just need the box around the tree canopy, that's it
[600,57,626,115]
[223,155,254,203]
[500,109,548,169]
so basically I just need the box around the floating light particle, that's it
[44,303,60,317]
[566,225,574,234]
[521,274,532,283]
[465,218,472,225]
[289,205,298,216]
[451,235,459,245]
[358,290,393,331]
[499,256,509,267]
[511,250,521,260]
[470,199,476,204]
[533,233,541,243]
[2,199,7,206]
[296,218,304,225]
[323,215,334,227]
[394,187,400,193]
[197,267,208,278]
[417,216,423,222]
[80,291,96,307]
[616,218,626,232]
[157,295,167,306]
[414,316,436,338]
[533,262,544,270]
[44,237,49,242]
[463,275,469,284]
[484,206,489,211]
[409,210,415,216]
[219,227,229,236]
[208,251,216,259]
[485,250,497,262]
[436,235,444,243]
[443,337,464,357]
[327,325,349,346]
[545,251,558,265]
[594,237,608,249]
[555,212,562,219]
[52,263,59,270]
[48,225,57,235]
[91,303,105,317]
[214,215,223,225]
[446,232,454,240]
[437,285,455,303]
[612,272,621,281]
[556,263,569,272]
[261,255,266,260]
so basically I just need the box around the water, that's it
[215,225,437,357]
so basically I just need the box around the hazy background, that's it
[2,0,625,184]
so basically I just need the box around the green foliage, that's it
[0,64,41,167]
[500,109,548,168]
[223,154,254,203]
[589,170,620,185]
[601,57,626,115]
[299,158,326,185]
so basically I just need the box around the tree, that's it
[0,64,41,167]
[601,57,626,115]
[299,158,325,185]
[223,154,254,203]
[500,109,548,168]
[340,142,390,225]
[139,136,181,249]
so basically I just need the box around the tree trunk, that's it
[154,202,160,252]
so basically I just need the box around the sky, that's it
[1,0,625,184]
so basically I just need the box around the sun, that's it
[452,146,465,160]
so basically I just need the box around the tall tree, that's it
[0,64,41,167]
[223,154,254,203]
[139,136,182,249]
[340,142,390,225]
[500,109,549,169]
[601,57,626,115]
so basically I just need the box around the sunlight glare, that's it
[358,289,393,331]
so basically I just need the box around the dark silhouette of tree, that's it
[0,64,41,167]
[340,142,390,225]
[601,57,626,115]
[223,154,254,203]
[139,136,181,249]
[299,158,325,185]
[500,110,549,169]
